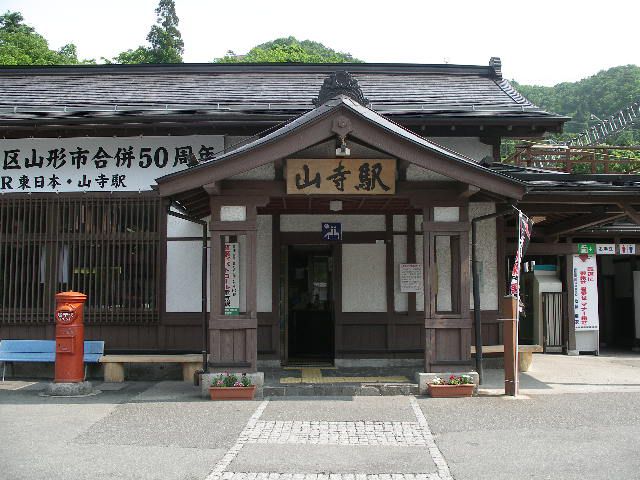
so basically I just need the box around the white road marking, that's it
[205,400,269,480]
[409,396,452,480]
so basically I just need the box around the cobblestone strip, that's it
[205,400,269,480]
[248,421,431,446]
[409,397,452,480]
[220,474,441,480]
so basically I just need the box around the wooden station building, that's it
[2,59,636,374]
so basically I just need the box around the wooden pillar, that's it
[208,195,268,372]
[502,295,518,396]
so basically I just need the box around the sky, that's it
[2,0,639,86]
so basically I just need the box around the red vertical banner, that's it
[509,212,533,297]
[509,211,533,396]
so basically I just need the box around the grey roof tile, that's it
[0,63,565,122]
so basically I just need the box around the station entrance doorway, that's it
[283,245,335,365]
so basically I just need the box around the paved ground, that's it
[1,352,640,480]
[479,351,640,395]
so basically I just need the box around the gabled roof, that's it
[0,62,568,130]
[156,94,527,202]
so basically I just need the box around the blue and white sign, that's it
[322,222,342,241]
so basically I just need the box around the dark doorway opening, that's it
[598,256,638,350]
[286,245,334,364]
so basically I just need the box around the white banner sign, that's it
[0,135,223,192]
[596,244,615,255]
[572,255,599,331]
[619,244,636,255]
[399,263,424,293]
[224,242,240,315]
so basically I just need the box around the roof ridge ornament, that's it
[489,57,502,79]
[314,71,370,107]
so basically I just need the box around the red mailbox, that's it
[54,291,87,383]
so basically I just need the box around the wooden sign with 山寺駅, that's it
[286,158,396,195]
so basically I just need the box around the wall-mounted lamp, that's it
[329,200,343,212]
[336,136,350,157]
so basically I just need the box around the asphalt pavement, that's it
[1,354,640,480]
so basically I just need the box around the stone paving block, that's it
[229,444,437,474]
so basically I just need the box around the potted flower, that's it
[209,372,256,400]
[428,374,475,398]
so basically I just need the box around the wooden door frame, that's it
[279,240,338,365]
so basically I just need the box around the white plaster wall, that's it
[257,215,272,312]
[167,211,211,238]
[393,215,407,232]
[435,235,452,312]
[406,165,453,181]
[405,137,491,181]
[229,163,275,180]
[427,137,492,162]
[166,241,210,312]
[394,235,408,312]
[469,203,498,311]
[342,244,387,312]
[433,207,459,222]
[281,214,385,232]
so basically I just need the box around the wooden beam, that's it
[506,243,578,255]
[458,185,481,199]
[543,212,627,237]
[520,204,618,214]
[619,203,640,225]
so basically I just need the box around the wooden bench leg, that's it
[519,352,533,372]
[182,363,200,382]
[104,363,125,383]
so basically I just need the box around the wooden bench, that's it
[471,344,543,372]
[99,354,202,382]
[0,340,104,381]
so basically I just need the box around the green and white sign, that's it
[577,243,596,255]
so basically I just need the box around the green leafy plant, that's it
[430,374,473,386]
[211,372,252,388]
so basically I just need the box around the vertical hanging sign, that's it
[224,242,240,315]
[509,212,534,297]
[572,254,599,330]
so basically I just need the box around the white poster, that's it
[400,263,424,293]
[0,135,224,192]
[572,255,599,331]
[619,244,636,255]
[224,242,240,315]
[596,244,615,255]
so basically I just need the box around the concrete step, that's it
[263,383,419,397]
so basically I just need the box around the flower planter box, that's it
[209,385,256,400]
[428,383,474,398]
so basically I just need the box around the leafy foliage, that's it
[110,0,183,64]
[513,65,640,145]
[0,11,89,65]
[431,374,474,385]
[212,372,252,387]
[215,36,361,63]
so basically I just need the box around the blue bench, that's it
[0,340,104,381]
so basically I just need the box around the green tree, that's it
[513,65,640,144]
[0,11,88,65]
[215,36,361,63]
[112,0,183,64]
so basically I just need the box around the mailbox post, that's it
[54,291,87,383]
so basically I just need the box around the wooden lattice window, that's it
[0,194,162,325]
